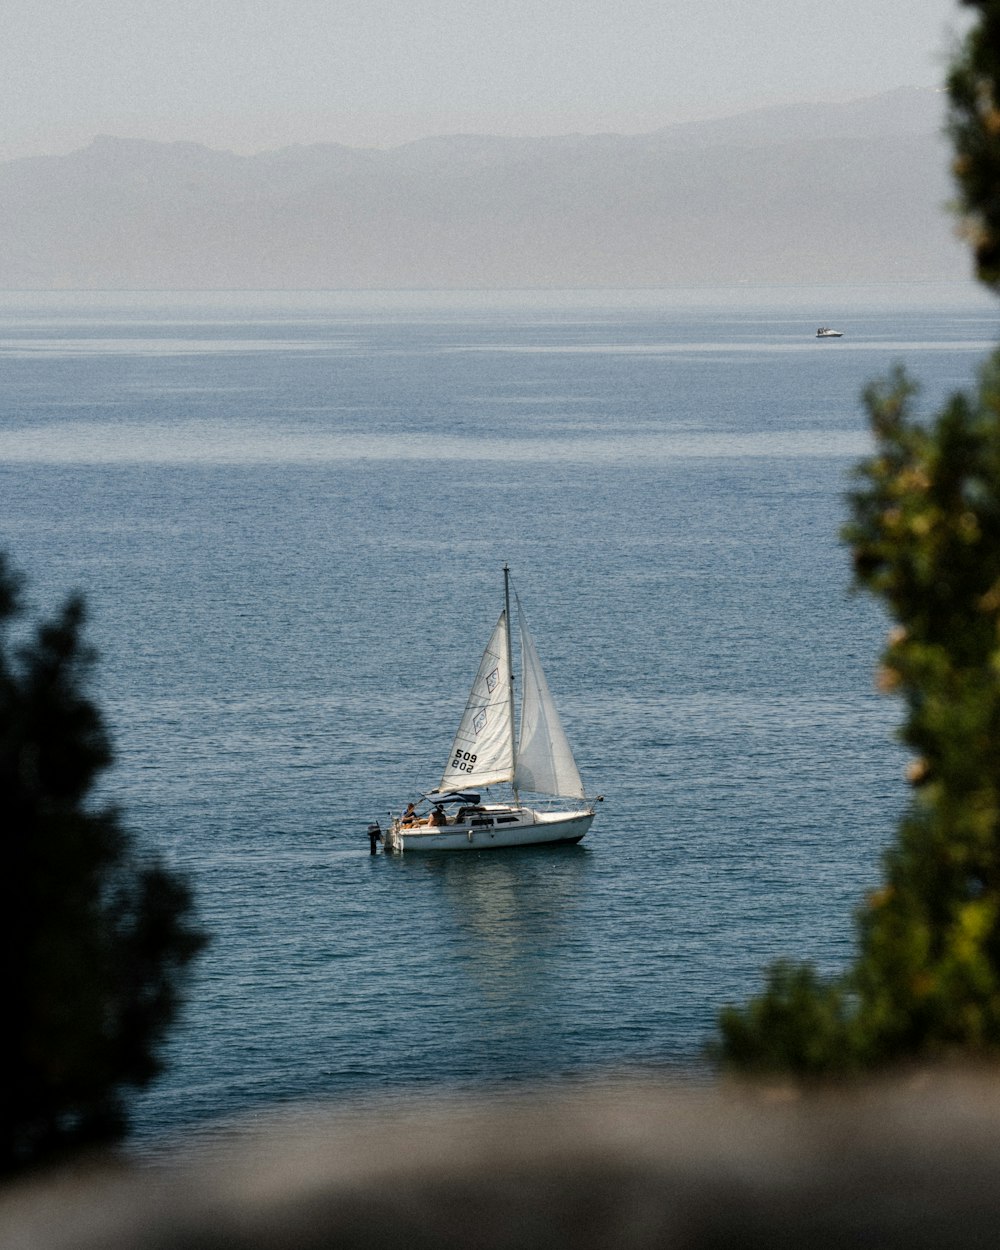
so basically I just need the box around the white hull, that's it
[387,808,594,853]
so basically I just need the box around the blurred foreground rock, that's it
[4,1070,1000,1248]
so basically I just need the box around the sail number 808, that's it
[451,751,478,772]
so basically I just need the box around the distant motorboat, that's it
[816,327,843,338]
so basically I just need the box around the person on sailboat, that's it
[428,804,446,826]
[401,802,419,827]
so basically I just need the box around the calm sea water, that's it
[1,284,997,1147]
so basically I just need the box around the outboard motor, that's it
[366,822,382,855]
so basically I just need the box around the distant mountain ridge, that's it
[0,88,970,289]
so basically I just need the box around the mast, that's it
[503,562,519,802]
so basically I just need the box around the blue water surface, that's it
[1,283,996,1145]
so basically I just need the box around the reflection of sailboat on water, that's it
[432,847,589,992]
[373,565,599,853]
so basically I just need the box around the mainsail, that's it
[514,603,586,799]
[437,611,514,792]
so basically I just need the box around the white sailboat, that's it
[376,565,597,853]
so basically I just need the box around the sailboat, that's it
[377,565,597,853]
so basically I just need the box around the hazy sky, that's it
[2,0,971,161]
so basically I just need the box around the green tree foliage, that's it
[717,0,1000,1074]
[949,0,1000,290]
[718,363,1000,1073]
[0,553,205,1173]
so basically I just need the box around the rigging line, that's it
[503,563,521,802]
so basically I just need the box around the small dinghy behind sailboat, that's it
[374,566,598,853]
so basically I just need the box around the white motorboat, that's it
[816,327,843,338]
[373,565,597,853]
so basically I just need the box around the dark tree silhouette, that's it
[717,1,1000,1074]
[0,552,205,1173]
[949,0,1000,291]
